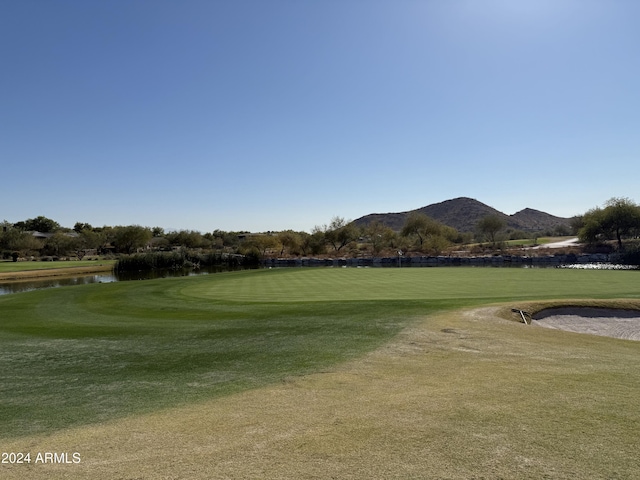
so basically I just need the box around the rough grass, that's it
[1,267,639,478]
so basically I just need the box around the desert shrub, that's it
[583,243,615,254]
[617,243,640,265]
[115,252,182,272]
[114,250,247,273]
[239,247,262,265]
[508,229,529,240]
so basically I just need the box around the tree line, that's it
[2,197,639,262]
[574,197,640,261]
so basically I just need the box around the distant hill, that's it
[352,197,572,233]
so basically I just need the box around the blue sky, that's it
[2,0,638,233]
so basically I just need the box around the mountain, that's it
[509,208,572,233]
[352,197,572,233]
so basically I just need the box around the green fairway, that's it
[182,266,640,303]
[1,267,639,440]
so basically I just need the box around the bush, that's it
[583,243,615,254]
[238,247,262,266]
[114,250,247,273]
[617,243,640,265]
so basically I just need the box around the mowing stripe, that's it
[179,267,640,303]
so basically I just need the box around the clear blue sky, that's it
[2,0,638,233]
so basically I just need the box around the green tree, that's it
[322,217,359,252]
[210,229,243,249]
[73,222,93,233]
[43,232,80,257]
[79,229,106,250]
[0,228,42,255]
[579,197,640,250]
[401,213,453,252]
[366,221,396,255]
[577,208,604,244]
[112,226,152,254]
[166,230,209,249]
[476,215,506,247]
[241,234,279,257]
[277,230,303,256]
[401,213,430,246]
[424,234,450,256]
[14,216,60,233]
[74,230,98,259]
[300,230,326,256]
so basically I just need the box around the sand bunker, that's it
[532,307,640,341]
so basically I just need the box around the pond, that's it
[0,273,116,295]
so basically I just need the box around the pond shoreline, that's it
[263,252,617,267]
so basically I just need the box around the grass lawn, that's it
[0,259,115,273]
[1,267,639,478]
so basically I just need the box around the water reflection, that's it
[0,274,116,295]
[114,265,247,281]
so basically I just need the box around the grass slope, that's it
[1,267,639,478]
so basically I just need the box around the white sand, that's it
[532,307,640,341]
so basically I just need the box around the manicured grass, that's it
[182,266,638,303]
[0,259,114,273]
[1,267,639,442]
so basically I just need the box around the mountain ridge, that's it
[352,197,573,233]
